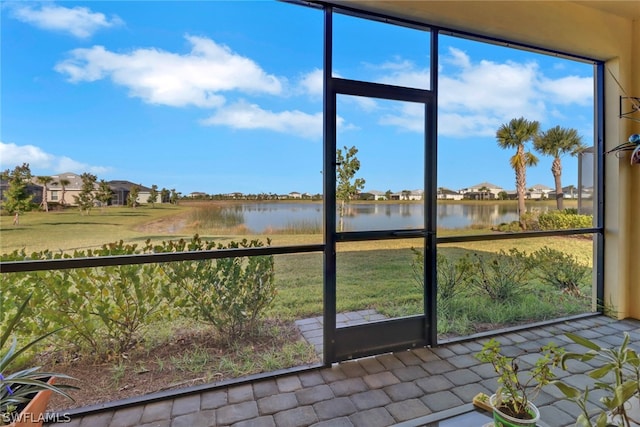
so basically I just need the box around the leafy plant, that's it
[30,241,173,357]
[538,210,593,230]
[529,247,591,296]
[160,235,276,339]
[476,338,563,419]
[1,295,76,425]
[410,249,472,303]
[553,332,640,427]
[336,145,365,232]
[471,248,532,302]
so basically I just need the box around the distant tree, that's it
[74,173,97,215]
[385,189,392,200]
[160,187,170,204]
[497,191,509,200]
[1,163,34,214]
[478,186,490,200]
[95,180,113,210]
[533,125,585,210]
[147,184,159,207]
[170,188,179,205]
[160,187,171,203]
[496,117,540,230]
[36,175,54,212]
[336,145,365,232]
[127,185,140,208]
[58,178,70,206]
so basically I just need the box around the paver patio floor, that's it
[46,315,640,427]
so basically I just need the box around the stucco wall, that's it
[336,0,638,318]
[628,19,640,318]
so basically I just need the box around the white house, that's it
[460,182,504,200]
[527,184,554,200]
[368,190,387,200]
[437,188,463,200]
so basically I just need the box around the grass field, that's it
[0,203,328,253]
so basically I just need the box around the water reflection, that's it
[206,202,550,232]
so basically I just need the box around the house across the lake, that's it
[108,180,155,206]
[23,173,159,207]
[437,187,464,200]
[459,182,504,200]
[527,184,553,200]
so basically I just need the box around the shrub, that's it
[529,247,591,296]
[410,249,473,305]
[538,210,593,230]
[2,236,277,356]
[471,248,532,302]
[2,242,173,357]
[494,221,521,232]
[160,236,276,340]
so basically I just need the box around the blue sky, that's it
[0,1,594,195]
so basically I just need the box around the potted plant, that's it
[553,332,640,427]
[1,295,76,427]
[476,338,564,427]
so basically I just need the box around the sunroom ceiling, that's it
[572,1,640,19]
[328,1,636,61]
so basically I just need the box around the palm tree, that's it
[58,178,70,206]
[36,175,54,212]
[496,117,540,230]
[533,126,584,210]
[478,186,490,200]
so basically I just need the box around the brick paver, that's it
[45,316,640,427]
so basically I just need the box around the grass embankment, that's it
[0,203,322,253]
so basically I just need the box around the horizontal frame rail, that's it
[437,227,601,244]
[336,229,432,242]
[0,244,325,273]
[333,77,434,103]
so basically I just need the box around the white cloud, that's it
[373,59,431,90]
[298,68,324,97]
[10,3,123,38]
[55,35,283,108]
[370,47,592,137]
[201,100,355,139]
[538,75,593,106]
[201,100,323,139]
[0,142,108,175]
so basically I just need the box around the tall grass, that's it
[266,220,322,235]
[188,204,245,230]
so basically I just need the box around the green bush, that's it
[12,242,173,357]
[1,236,275,357]
[159,236,276,340]
[410,249,472,304]
[529,247,591,296]
[538,210,593,230]
[471,248,532,302]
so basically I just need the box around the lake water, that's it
[210,202,556,232]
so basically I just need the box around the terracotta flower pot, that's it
[5,377,56,427]
[490,393,540,427]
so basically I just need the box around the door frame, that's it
[322,7,439,363]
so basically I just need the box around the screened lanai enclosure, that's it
[0,0,602,410]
